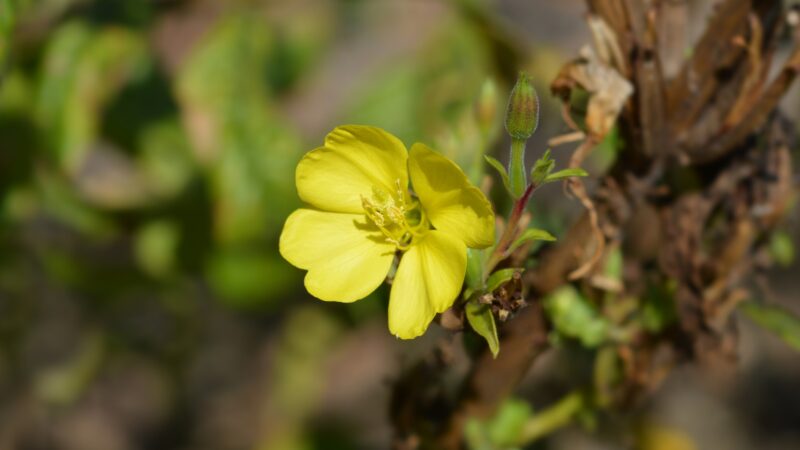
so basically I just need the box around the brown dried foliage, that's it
[391,1,799,448]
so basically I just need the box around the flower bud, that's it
[504,72,539,141]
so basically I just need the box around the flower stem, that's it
[508,138,527,198]
[515,390,587,445]
[485,182,535,277]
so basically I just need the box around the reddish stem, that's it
[485,183,535,276]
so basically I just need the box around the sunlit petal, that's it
[279,208,395,302]
[296,125,408,213]
[408,143,495,248]
[388,231,467,339]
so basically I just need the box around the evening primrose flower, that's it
[279,125,495,339]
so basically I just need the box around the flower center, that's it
[361,179,428,250]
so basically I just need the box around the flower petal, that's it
[409,143,495,248]
[296,125,409,213]
[388,231,467,339]
[279,208,395,302]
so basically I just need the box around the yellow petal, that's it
[388,231,467,339]
[279,208,395,302]
[408,143,495,248]
[296,125,409,213]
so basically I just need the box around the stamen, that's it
[362,179,429,250]
[395,179,405,205]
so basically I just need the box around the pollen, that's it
[361,180,428,249]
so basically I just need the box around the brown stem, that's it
[434,215,595,448]
[436,301,550,448]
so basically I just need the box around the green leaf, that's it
[37,171,115,237]
[593,346,622,408]
[640,281,677,333]
[484,155,511,193]
[345,23,491,159]
[508,228,556,254]
[592,125,621,172]
[134,220,179,278]
[769,230,795,267]
[604,247,623,281]
[206,250,299,308]
[37,23,150,171]
[544,167,588,183]
[34,332,105,405]
[465,248,486,292]
[529,149,588,187]
[466,300,500,357]
[177,14,302,244]
[487,398,533,446]
[486,267,523,293]
[138,120,196,200]
[740,301,800,351]
[0,0,17,66]
[530,149,555,186]
[464,418,493,450]
[0,0,14,33]
[464,398,532,450]
[544,286,610,348]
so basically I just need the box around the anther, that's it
[395,179,404,204]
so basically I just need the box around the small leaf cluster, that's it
[462,75,588,357]
[485,149,588,195]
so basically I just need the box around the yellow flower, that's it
[280,125,495,338]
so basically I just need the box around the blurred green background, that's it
[0,1,798,449]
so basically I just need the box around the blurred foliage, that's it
[637,423,698,450]
[1,1,796,449]
[769,230,795,267]
[740,301,800,351]
[0,0,15,65]
[0,0,509,448]
[544,286,610,348]
[465,398,532,450]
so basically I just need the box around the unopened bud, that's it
[504,72,539,141]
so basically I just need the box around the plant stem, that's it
[516,390,587,445]
[484,182,535,276]
[508,139,527,198]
